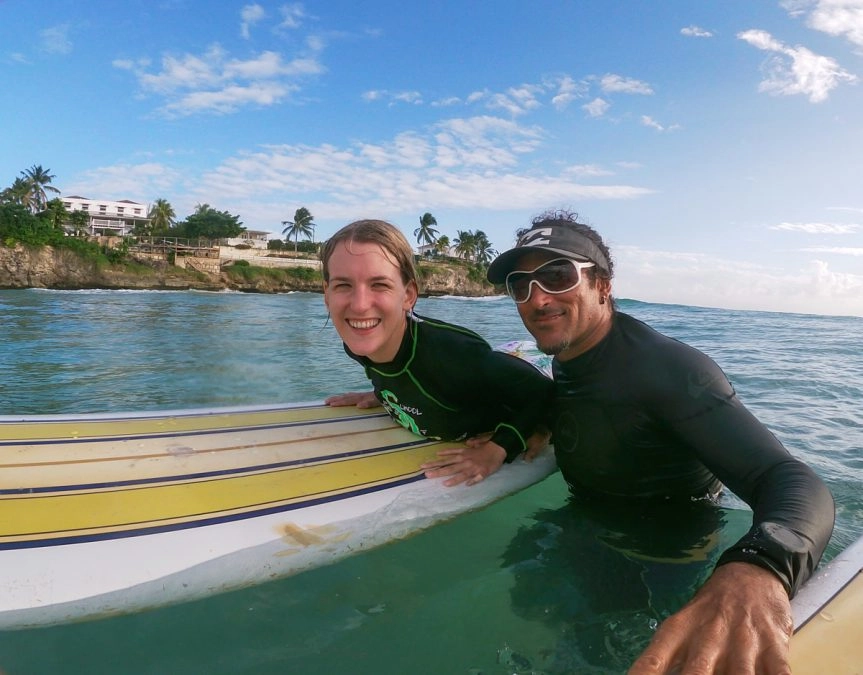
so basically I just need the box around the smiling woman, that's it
[320,219,555,488]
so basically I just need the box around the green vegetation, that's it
[223,264,322,285]
[174,203,244,240]
[0,201,113,262]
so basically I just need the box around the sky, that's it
[2,0,862,317]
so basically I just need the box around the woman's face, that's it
[324,239,417,363]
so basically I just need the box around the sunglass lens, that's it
[506,273,532,302]
[535,261,580,292]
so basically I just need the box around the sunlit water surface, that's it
[0,289,860,674]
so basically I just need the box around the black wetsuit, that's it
[344,313,553,461]
[551,312,834,596]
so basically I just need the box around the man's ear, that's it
[596,277,612,298]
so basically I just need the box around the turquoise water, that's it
[0,289,860,674]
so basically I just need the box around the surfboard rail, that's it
[789,533,863,674]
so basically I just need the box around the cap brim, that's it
[487,246,589,284]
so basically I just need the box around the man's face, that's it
[511,251,612,361]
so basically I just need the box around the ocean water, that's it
[0,288,860,674]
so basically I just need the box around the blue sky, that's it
[2,0,862,317]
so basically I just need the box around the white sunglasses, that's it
[505,257,595,303]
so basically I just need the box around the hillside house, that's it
[62,196,150,237]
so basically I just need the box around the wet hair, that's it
[320,219,421,292]
[524,208,615,281]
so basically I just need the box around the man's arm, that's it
[636,346,834,673]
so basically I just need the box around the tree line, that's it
[413,211,498,264]
[2,166,497,265]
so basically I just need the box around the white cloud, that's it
[163,82,296,116]
[431,96,461,107]
[61,164,185,204]
[801,246,863,255]
[486,84,544,116]
[640,115,680,132]
[240,4,265,39]
[782,0,863,48]
[278,3,307,30]
[681,25,714,38]
[771,221,860,233]
[362,89,423,105]
[563,164,614,178]
[600,74,654,95]
[392,91,423,105]
[182,116,652,235]
[614,246,863,316]
[40,24,72,55]
[118,43,325,116]
[549,76,584,109]
[583,97,610,118]
[737,28,858,102]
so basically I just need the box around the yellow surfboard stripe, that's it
[0,442,446,542]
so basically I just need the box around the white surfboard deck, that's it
[0,402,556,630]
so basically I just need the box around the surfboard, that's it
[789,533,863,674]
[0,402,556,630]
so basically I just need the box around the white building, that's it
[62,196,150,237]
[222,230,269,249]
[417,242,452,257]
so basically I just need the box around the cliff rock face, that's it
[420,264,498,297]
[0,244,99,288]
[0,244,500,297]
[0,244,219,291]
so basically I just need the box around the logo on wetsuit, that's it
[379,389,421,435]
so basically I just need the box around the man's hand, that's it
[629,562,793,675]
[421,438,507,487]
[324,391,380,408]
[523,427,551,461]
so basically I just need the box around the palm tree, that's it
[453,230,476,261]
[22,165,60,213]
[282,207,315,252]
[148,198,176,235]
[1,177,34,210]
[473,230,498,265]
[435,234,450,257]
[414,212,439,247]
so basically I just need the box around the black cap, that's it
[487,224,610,284]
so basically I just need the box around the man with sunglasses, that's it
[487,210,834,675]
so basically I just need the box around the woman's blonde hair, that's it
[320,219,420,292]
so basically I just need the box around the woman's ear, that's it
[322,281,330,310]
[404,280,418,310]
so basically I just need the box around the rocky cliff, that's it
[0,244,221,291]
[0,244,499,297]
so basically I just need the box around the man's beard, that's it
[535,335,570,356]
